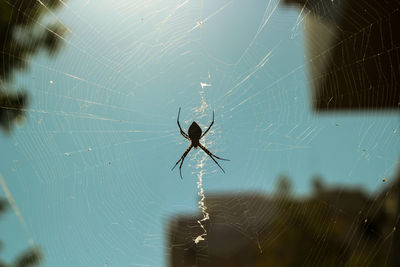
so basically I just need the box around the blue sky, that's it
[0,0,399,266]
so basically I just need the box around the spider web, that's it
[0,0,399,266]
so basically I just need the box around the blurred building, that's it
[168,171,400,266]
[283,0,400,111]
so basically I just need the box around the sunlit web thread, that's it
[193,82,211,244]
[0,173,35,247]
[194,168,209,244]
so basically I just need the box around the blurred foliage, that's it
[252,185,389,266]
[0,198,7,214]
[0,92,27,132]
[0,1,67,265]
[275,174,291,196]
[0,0,67,132]
[0,199,42,267]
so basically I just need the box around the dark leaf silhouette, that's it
[0,0,67,132]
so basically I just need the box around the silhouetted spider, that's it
[172,107,229,179]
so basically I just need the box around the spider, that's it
[172,107,229,179]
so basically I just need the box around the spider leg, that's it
[172,144,193,179]
[209,154,230,161]
[200,110,214,139]
[177,107,190,140]
[199,144,229,173]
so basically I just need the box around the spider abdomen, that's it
[188,122,202,146]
